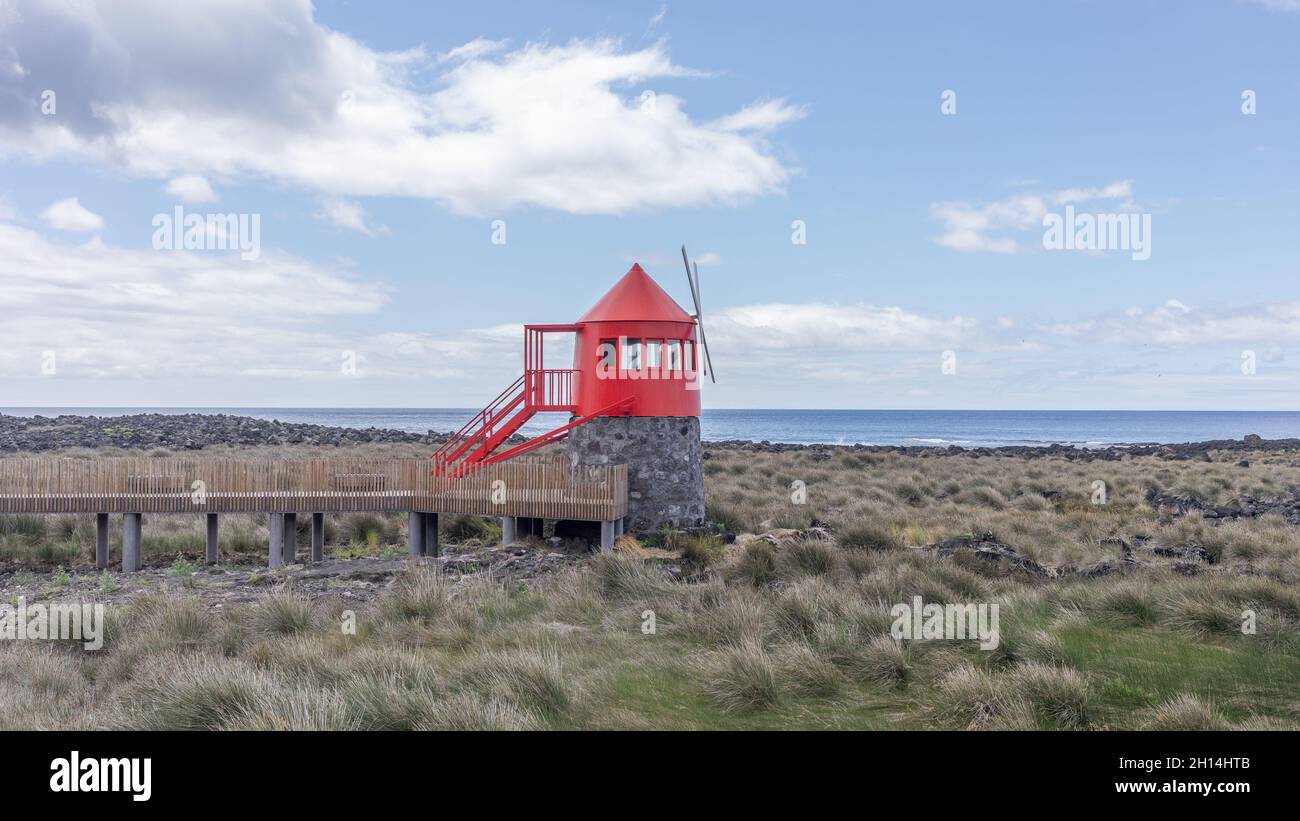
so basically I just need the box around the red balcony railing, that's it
[526,368,578,410]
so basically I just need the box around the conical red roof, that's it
[577,263,694,323]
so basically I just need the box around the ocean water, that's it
[3,408,1299,448]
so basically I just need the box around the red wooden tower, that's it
[433,259,710,532]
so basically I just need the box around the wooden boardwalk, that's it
[0,456,628,569]
[0,456,625,520]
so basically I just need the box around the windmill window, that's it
[622,337,642,370]
[597,339,617,375]
[665,340,682,372]
[646,340,662,370]
[683,340,695,373]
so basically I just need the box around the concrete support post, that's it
[408,511,424,557]
[206,513,220,565]
[268,513,284,568]
[614,518,624,537]
[501,516,516,545]
[122,513,142,572]
[282,512,298,565]
[600,520,615,553]
[424,512,439,557]
[95,513,110,570]
[311,513,325,562]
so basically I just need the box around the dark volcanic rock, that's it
[5,413,1297,471]
[923,532,1167,579]
[1146,542,1218,565]
[705,435,1300,463]
[0,412,464,452]
[568,415,705,533]
[1145,488,1300,525]
[923,532,1051,577]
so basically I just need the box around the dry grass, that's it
[705,444,1300,573]
[1138,693,1230,731]
[700,640,783,712]
[1,442,1298,729]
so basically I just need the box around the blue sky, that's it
[1,0,1298,410]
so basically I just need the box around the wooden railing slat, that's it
[0,456,626,521]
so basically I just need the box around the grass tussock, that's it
[700,640,783,712]
[255,593,317,635]
[379,566,449,622]
[728,541,777,587]
[1138,693,1230,731]
[933,661,1090,730]
[775,538,842,578]
[458,646,575,719]
[415,692,540,731]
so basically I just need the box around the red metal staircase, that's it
[432,326,631,476]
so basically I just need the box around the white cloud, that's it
[715,303,979,350]
[706,302,986,379]
[165,174,218,204]
[1044,299,1300,347]
[0,1,802,216]
[931,181,1134,253]
[1247,0,1300,12]
[929,194,1045,253]
[709,98,807,133]
[0,220,383,378]
[38,197,103,232]
[649,4,669,29]
[0,220,545,388]
[317,197,388,236]
[1051,180,1131,205]
[437,37,508,63]
[0,220,999,387]
[695,251,722,265]
[4,217,1297,410]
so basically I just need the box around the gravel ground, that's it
[0,540,620,608]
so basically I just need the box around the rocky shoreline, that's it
[0,412,448,452]
[704,433,1300,461]
[1,411,1296,460]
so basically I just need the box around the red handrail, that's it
[433,366,583,476]
[442,393,527,466]
[526,369,578,408]
[433,374,525,462]
[482,396,633,466]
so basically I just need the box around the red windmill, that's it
[433,249,715,477]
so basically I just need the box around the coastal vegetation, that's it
[2,441,1298,729]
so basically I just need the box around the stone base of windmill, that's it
[566,415,706,536]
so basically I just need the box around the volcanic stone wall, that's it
[567,416,705,533]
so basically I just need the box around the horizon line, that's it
[2,406,1298,414]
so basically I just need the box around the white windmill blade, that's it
[680,245,702,314]
[692,260,716,383]
[679,246,706,374]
